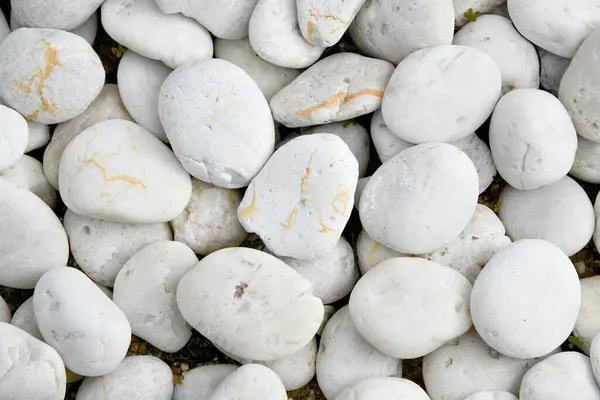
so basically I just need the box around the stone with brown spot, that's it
[297,0,367,47]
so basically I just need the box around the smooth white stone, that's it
[0,295,9,323]
[10,296,42,340]
[574,276,600,354]
[465,391,519,400]
[24,121,50,153]
[11,11,98,45]
[209,364,287,400]
[0,104,28,172]
[0,155,56,208]
[10,0,102,30]
[370,109,414,163]
[335,377,431,400]
[172,364,239,400]
[590,333,600,386]
[297,0,367,47]
[356,230,405,275]
[571,135,600,183]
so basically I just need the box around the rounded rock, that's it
[354,176,370,209]
[490,88,577,190]
[350,257,473,359]
[452,134,497,194]
[238,134,358,259]
[0,28,104,124]
[76,356,173,400]
[10,296,42,340]
[177,247,324,361]
[59,119,192,223]
[210,364,287,400]
[335,377,431,400]
[297,0,366,47]
[0,155,56,208]
[381,45,501,143]
[159,59,275,189]
[356,230,405,275]
[574,276,600,354]
[471,239,581,359]
[370,109,414,164]
[24,121,50,153]
[34,267,131,376]
[591,333,600,386]
[571,135,600,183]
[0,322,66,400]
[359,142,479,254]
[0,295,9,323]
[465,392,519,400]
[538,48,571,96]
[10,0,102,30]
[173,364,239,400]
[10,12,99,45]
[0,177,68,289]
[0,104,28,172]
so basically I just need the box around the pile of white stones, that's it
[2,0,600,399]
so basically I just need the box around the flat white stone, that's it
[0,178,68,289]
[113,241,197,352]
[453,15,539,94]
[423,330,544,400]
[317,306,402,400]
[559,27,600,143]
[34,267,131,376]
[538,48,571,97]
[0,295,9,323]
[370,109,414,163]
[249,0,325,68]
[0,322,66,400]
[117,50,171,142]
[63,209,172,287]
[101,0,213,69]
[574,276,600,354]
[335,377,431,400]
[453,0,507,27]
[10,0,102,30]
[508,0,600,58]
[59,119,192,223]
[278,237,358,304]
[271,53,394,128]
[465,391,519,400]
[43,84,133,190]
[0,104,28,172]
[0,155,56,208]
[11,11,98,45]
[519,352,600,399]
[238,134,358,259]
[356,230,405,275]
[156,0,258,40]
[10,296,42,340]
[499,176,594,256]
[171,179,248,256]
[471,239,580,359]
[173,364,239,400]
[76,356,173,400]
[297,0,366,47]
[360,142,479,254]
[382,45,501,143]
[210,364,287,400]
[159,59,275,189]
[571,135,600,183]
[0,28,104,124]
[177,247,324,361]
[350,257,473,359]
[490,88,577,190]
[591,333,600,386]
[24,121,50,153]
[349,0,454,64]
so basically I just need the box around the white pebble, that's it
[11,10,98,45]
[354,176,370,209]
[0,104,28,172]
[471,239,580,359]
[34,267,131,376]
[238,134,358,259]
[159,59,275,189]
[591,333,600,386]
[465,392,518,400]
[210,364,287,400]
[350,257,473,359]
[0,9,8,43]
[538,48,571,96]
[571,135,600,183]
[317,306,402,400]
[574,276,600,354]
[595,193,600,252]
[11,0,101,30]
[0,295,9,323]
[317,305,335,336]
[24,121,50,153]
[356,230,405,275]
[489,88,577,190]
[0,155,56,208]
[451,134,497,194]
[177,247,324,361]
[173,364,239,400]
[10,296,42,340]
[335,377,431,400]
[370,109,413,164]
[297,0,366,47]
[63,209,172,287]
[0,178,68,289]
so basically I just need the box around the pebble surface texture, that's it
[297,0,366,47]
[33,267,131,376]
[0,155,56,208]
[538,48,571,96]
[571,135,600,183]
[574,276,600,354]
[471,239,581,359]
[101,0,213,69]
[10,12,99,46]
[0,104,28,173]
[59,119,192,224]
[359,142,479,254]
[0,178,68,289]
[10,0,103,30]
[209,364,288,400]
[335,377,432,400]
[159,58,275,189]
[381,45,501,144]
[270,53,394,128]
[172,364,238,400]
[10,296,42,340]
[349,257,473,359]
[0,296,9,323]
[465,392,518,400]
[0,28,105,124]
[176,247,324,361]
[237,134,358,259]
[0,322,67,400]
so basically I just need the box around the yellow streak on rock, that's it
[85,158,147,189]
[318,211,335,234]
[283,207,299,230]
[295,89,384,120]
[238,184,257,219]
[367,241,381,266]
[300,150,316,204]
[342,88,384,104]
[308,9,347,24]
[332,189,351,216]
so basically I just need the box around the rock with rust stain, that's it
[0,177,68,289]
[210,364,287,400]
[101,0,213,69]
[0,104,28,173]
[0,322,67,400]
[10,0,102,30]
[349,0,454,65]
[249,0,325,69]
[176,247,324,361]
[171,179,248,256]
[173,364,239,400]
[335,377,431,400]
[355,230,405,275]
[238,134,358,259]
[34,267,132,376]
[159,59,275,189]
[0,28,105,124]
[76,355,173,400]
[10,11,98,46]
[113,241,198,353]
[297,0,367,47]
[58,119,192,224]
[270,53,393,128]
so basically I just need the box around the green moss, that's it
[464,8,482,22]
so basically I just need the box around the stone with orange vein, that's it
[238,134,358,260]
[297,0,367,47]
[355,230,405,275]
[270,53,394,128]
[0,28,104,124]
[0,104,28,173]
[58,119,192,224]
